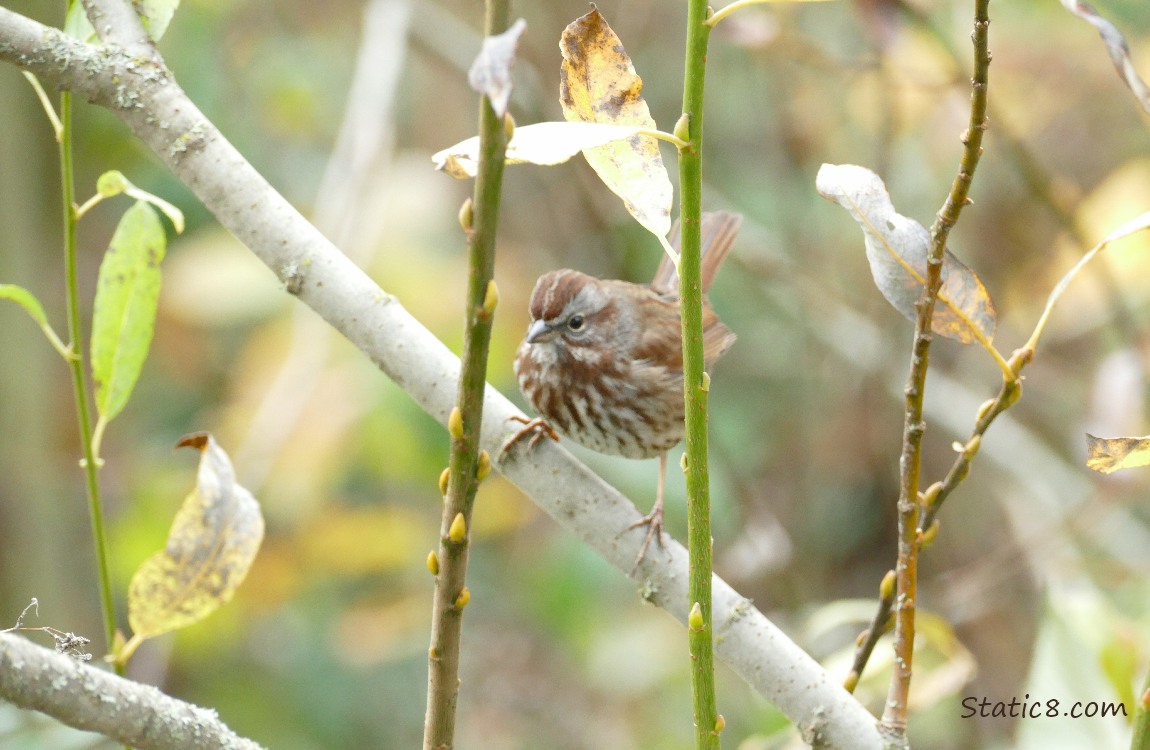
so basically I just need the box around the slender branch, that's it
[56,73,118,655]
[679,1,722,747]
[0,11,883,747]
[844,571,895,693]
[423,2,509,747]
[0,633,264,750]
[880,0,992,740]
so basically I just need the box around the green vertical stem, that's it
[1132,666,1150,750]
[880,0,991,742]
[422,2,509,748]
[58,86,119,658]
[679,1,719,748]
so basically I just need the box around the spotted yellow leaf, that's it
[128,433,264,641]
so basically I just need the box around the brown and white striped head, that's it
[520,270,623,359]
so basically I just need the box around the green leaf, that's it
[0,284,70,359]
[128,433,264,640]
[90,201,166,424]
[816,163,998,345]
[64,0,180,43]
[1,284,52,332]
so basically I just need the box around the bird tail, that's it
[651,211,743,296]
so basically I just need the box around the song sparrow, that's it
[509,212,741,564]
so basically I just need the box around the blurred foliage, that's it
[3,0,1150,747]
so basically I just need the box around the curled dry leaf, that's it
[559,5,672,240]
[1085,434,1150,474]
[1060,0,1150,115]
[128,432,264,641]
[468,18,528,118]
[816,163,997,345]
[433,121,646,179]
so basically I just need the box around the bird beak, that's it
[525,319,554,344]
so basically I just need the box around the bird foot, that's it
[500,415,560,458]
[626,504,666,571]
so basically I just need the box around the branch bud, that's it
[458,197,474,233]
[673,112,691,145]
[688,601,705,632]
[448,512,467,543]
[480,279,499,320]
[880,570,896,601]
[448,406,464,438]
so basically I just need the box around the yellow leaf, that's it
[128,432,264,640]
[559,6,672,239]
[1085,433,1150,474]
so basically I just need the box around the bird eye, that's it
[567,314,585,331]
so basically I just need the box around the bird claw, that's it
[500,415,560,458]
[627,505,666,571]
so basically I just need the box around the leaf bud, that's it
[844,670,860,693]
[439,467,450,496]
[504,112,516,141]
[920,519,940,548]
[701,371,711,392]
[963,434,982,458]
[454,586,471,610]
[481,279,499,319]
[712,715,726,735]
[920,482,942,508]
[476,450,491,481]
[458,197,474,233]
[448,406,464,438]
[688,601,705,632]
[448,512,467,543]
[880,570,896,601]
[427,550,440,575]
[673,112,691,145]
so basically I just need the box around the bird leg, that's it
[627,452,668,568]
[500,414,560,458]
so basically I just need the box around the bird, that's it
[507,211,741,564]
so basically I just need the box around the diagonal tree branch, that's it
[0,632,264,750]
[0,9,882,748]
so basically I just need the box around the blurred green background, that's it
[3,0,1150,747]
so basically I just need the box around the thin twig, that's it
[880,0,992,740]
[422,1,510,746]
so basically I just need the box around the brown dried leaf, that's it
[467,18,528,118]
[1085,434,1150,474]
[559,6,672,239]
[816,163,997,345]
